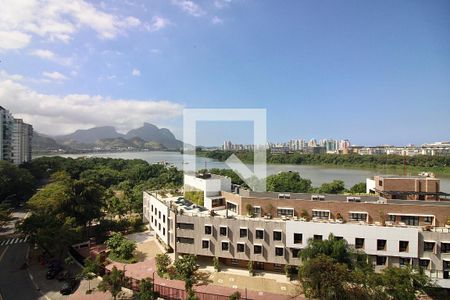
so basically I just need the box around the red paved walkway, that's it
[106,258,304,300]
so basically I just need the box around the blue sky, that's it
[0,0,449,146]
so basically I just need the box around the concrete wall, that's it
[144,191,170,246]
[220,192,450,227]
[286,221,419,258]
[175,214,290,265]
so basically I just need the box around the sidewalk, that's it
[107,257,304,300]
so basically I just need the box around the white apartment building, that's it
[0,106,13,161]
[11,119,33,165]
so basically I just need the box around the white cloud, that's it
[214,0,232,9]
[145,16,171,32]
[0,30,31,50]
[0,71,184,135]
[30,49,54,59]
[29,49,73,66]
[43,71,68,80]
[0,0,142,50]
[131,68,141,77]
[211,16,223,24]
[171,0,205,17]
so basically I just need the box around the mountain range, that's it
[33,123,182,152]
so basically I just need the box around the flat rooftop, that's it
[235,189,450,207]
[375,175,438,180]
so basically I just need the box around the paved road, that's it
[0,241,40,300]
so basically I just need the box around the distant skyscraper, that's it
[11,119,33,165]
[339,139,351,152]
[0,107,33,165]
[324,139,338,153]
[223,140,234,151]
[308,139,318,148]
[0,106,13,161]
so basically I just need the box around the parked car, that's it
[46,264,63,279]
[59,279,78,295]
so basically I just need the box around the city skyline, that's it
[0,0,449,145]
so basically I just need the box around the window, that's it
[400,216,419,226]
[388,215,396,222]
[177,237,194,244]
[377,239,387,251]
[379,180,383,186]
[355,238,365,249]
[419,259,430,269]
[399,257,410,266]
[204,225,212,235]
[275,247,284,256]
[256,229,264,239]
[240,228,248,238]
[314,235,323,241]
[294,233,303,244]
[277,208,294,217]
[151,216,153,223]
[254,245,262,255]
[334,236,344,240]
[424,242,435,252]
[424,216,433,225]
[220,226,228,237]
[222,241,229,251]
[163,215,166,223]
[273,231,282,241]
[177,223,194,230]
[349,213,367,222]
[158,211,161,219]
[376,256,387,266]
[237,243,245,253]
[212,197,224,207]
[292,248,301,258]
[253,206,261,216]
[202,240,210,249]
[151,205,153,212]
[441,242,450,253]
[399,241,409,252]
[312,210,329,220]
[226,201,237,213]
[158,223,161,231]
[163,228,165,235]
[231,259,239,266]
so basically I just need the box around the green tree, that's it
[213,257,220,272]
[98,266,126,300]
[248,260,254,276]
[106,232,136,261]
[155,253,171,277]
[266,172,312,193]
[173,255,199,293]
[136,278,157,300]
[316,180,346,194]
[0,203,12,228]
[229,291,241,300]
[299,254,350,300]
[348,182,366,194]
[380,266,433,300]
[80,255,102,293]
[0,160,35,204]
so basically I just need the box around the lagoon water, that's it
[35,151,450,193]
